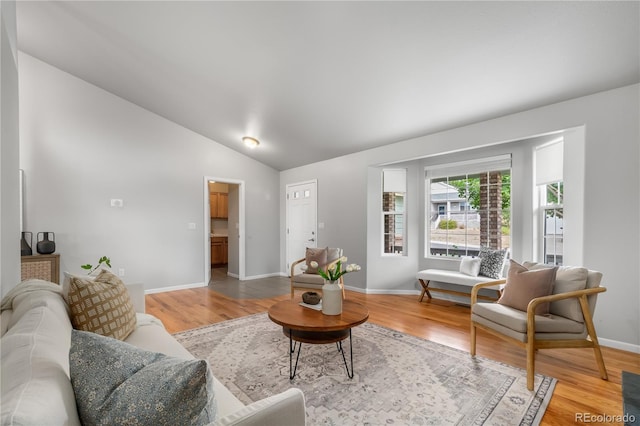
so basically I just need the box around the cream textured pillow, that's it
[326,247,342,263]
[523,262,589,322]
[62,271,95,303]
[68,269,137,340]
[498,260,557,315]
[459,256,481,277]
[305,247,328,274]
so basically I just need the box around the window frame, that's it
[424,155,512,259]
[539,181,564,266]
[534,139,564,266]
[382,169,407,256]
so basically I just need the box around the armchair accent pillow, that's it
[326,247,342,264]
[70,330,217,425]
[305,247,328,274]
[478,246,508,279]
[524,262,589,322]
[68,269,137,340]
[498,260,558,315]
[459,256,482,277]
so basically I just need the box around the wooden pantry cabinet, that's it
[210,237,228,266]
[210,192,228,219]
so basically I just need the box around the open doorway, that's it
[203,176,245,284]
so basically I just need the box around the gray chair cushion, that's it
[292,273,325,285]
[472,302,585,334]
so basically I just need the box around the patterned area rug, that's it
[174,313,556,425]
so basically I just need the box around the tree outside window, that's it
[428,169,511,257]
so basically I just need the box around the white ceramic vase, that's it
[322,280,342,315]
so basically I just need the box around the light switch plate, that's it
[110,199,124,208]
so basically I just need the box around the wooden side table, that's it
[21,254,60,284]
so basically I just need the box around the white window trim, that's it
[382,168,407,256]
[538,183,564,265]
[425,154,512,259]
[533,137,565,264]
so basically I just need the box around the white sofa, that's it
[0,279,306,425]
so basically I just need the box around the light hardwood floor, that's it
[146,279,639,426]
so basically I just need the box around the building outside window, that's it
[382,169,406,255]
[541,182,563,265]
[425,155,511,258]
[535,140,564,265]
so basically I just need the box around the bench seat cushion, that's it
[417,269,502,288]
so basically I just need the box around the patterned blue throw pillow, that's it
[478,246,508,279]
[70,330,216,425]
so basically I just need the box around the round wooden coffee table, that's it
[268,299,369,379]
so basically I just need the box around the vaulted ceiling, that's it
[16,1,639,170]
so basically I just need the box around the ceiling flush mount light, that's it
[242,136,260,149]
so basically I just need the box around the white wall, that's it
[0,0,21,298]
[280,84,640,350]
[227,183,240,276]
[18,53,281,292]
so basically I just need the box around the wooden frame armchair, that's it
[290,247,345,299]
[470,266,608,391]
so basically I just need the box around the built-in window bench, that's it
[417,269,504,303]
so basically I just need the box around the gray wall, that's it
[10,44,639,349]
[0,0,20,298]
[279,154,370,290]
[363,138,547,294]
[280,84,640,351]
[18,53,281,292]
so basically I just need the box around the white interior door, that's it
[286,180,318,276]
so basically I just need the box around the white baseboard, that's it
[599,338,640,353]
[227,272,239,279]
[144,282,206,294]
[241,272,286,281]
[343,285,420,296]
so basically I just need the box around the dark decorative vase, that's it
[36,232,56,255]
[20,232,33,256]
